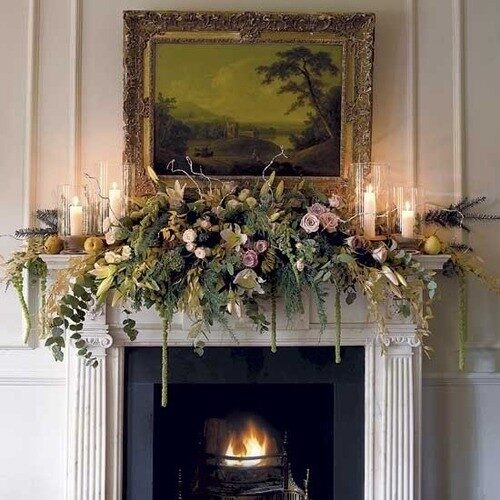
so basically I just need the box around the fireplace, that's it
[47,254,440,499]
[124,347,365,499]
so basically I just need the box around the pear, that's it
[423,235,442,255]
[44,235,63,255]
[84,236,105,254]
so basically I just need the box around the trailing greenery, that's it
[1,238,48,342]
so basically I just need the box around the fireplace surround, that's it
[42,254,447,500]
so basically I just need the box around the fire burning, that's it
[224,420,270,467]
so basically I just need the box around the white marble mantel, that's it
[40,254,448,500]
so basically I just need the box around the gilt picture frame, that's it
[123,11,375,196]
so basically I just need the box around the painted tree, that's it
[257,46,339,138]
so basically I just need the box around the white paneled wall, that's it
[0,1,498,498]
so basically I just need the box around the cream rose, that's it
[300,213,320,233]
[194,247,207,259]
[182,229,197,243]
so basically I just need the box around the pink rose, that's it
[319,212,340,233]
[308,203,328,216]
[242,249,259,268]
[300,213,320,233]
[254,240,269,254]
[328,194,344,209]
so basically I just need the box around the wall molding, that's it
[23,0,39,228]
[0,371,65,386]
[68,0,83,187]
[407,0,418,186]
[452,0,465,203]
[1,0,41,350]
[424,373,500,387]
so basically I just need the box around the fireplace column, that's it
[374,329,422,500]
[66,310,112,500]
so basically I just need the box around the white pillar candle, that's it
[69,196,83,236]
[108,182,122,225]
[363,184,376,239]
[401,201,415,239]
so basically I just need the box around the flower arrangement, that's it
[3,170,443,406]
[4,164,499,406]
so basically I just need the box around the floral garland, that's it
[3,172,449,406]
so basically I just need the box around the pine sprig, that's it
[15,209,58,239]
[424,196,499,232]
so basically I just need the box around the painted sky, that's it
[154,43,342,126]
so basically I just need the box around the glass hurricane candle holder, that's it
[96,161,109,234]
[350,162,390,239]
[393,186,423,239]
[57,185,87,237]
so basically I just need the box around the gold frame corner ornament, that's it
[123,11,375,196]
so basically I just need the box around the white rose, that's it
[194,247,207,259]
[296,259,305,272]
[182,229,197,243]
[104,250,121,264]
[121,245,132,261]
[105,227,117,245]
[185,242,196,252]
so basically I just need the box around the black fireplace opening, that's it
[124,346,364,500]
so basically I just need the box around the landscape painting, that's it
[152,42,343,178]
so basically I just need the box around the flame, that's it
[224,420,268,467]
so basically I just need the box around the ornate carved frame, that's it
[123,11,375,196]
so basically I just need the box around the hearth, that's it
[124,347,364,500]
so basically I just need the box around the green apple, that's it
[44,235,63,255]
[423,235,442,255]
[84,236,105,254]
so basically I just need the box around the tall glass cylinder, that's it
[97,161,109,233]
[57,185,86,236]
[393,186,422,239]
[122,162,132,216]
[351,162,390,238]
